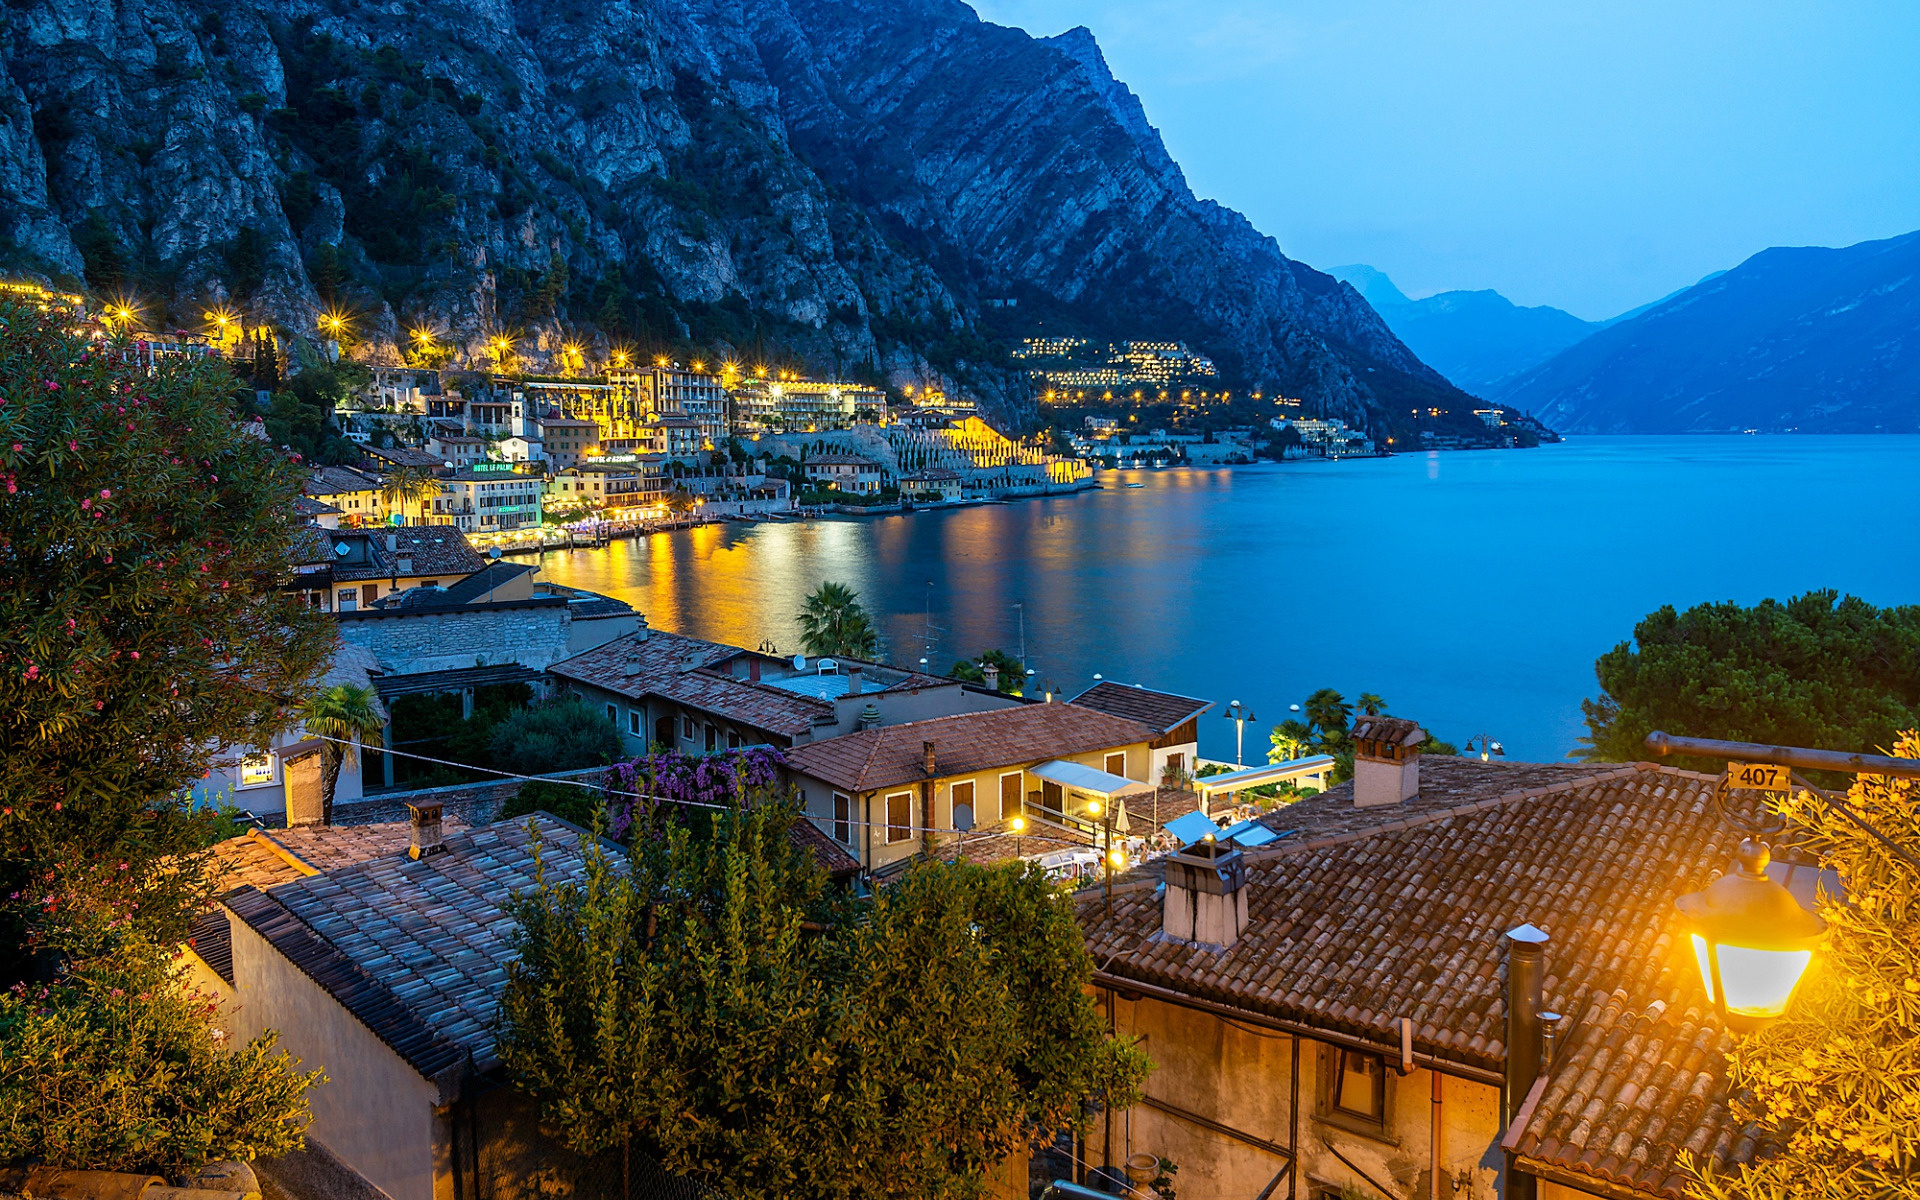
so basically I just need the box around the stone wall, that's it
[336,602,574,675]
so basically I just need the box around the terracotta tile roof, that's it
[786,815,862,876]
[1069,681,1211,733]
[226,885,470,1094]
[301,466,382,498]
[550,632,834,738]
[331,528,489,583]
[1509,988,1765,1198]
[1352,713,1425,747]
[784,703,1157,793]
[207,820,454,891]
[363,445,446,470]
[1254,756,1622,843]
[295,495,342,517]
[258,816,603,1075]
[1084,760,1736,1070]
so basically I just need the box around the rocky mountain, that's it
[1497,232,1920,433]
[1330,265,1602,394]
[0,0,1477,433]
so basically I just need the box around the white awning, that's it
[1029,759,1155,798]
[1196,755,1337,800]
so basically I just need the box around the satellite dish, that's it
[793,655,807,671]
[333,542,350,558]
[489,547,503,560]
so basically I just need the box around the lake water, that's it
[535,436,1920,763]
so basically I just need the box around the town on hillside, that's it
[0,280,1888,1200]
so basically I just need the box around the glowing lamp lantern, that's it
[1676,839,1826,1031]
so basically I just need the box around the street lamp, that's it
[1009,814,1026,859]
[1465,734,1506,762]
[1222,700,1256,766]
[1677,839,1826,1032]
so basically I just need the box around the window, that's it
[337,589,357,612]
[727,731,741,749]
[1104,751,1127,778]
[362,584,379,605]
[683,716,695,740]
[950,780,975,831]
[833,792,851,844]
[1000,772,1022,821]
[885,792,914,843]
[704,724,718,752]
[238,753,275,788]
[629,710,641,736]
[1165,752,1185,777]
[1320,1047,1387,1132]
[1040,780,1064,818]
[606,703,618,724]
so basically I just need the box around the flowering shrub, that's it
[0,302,332,966]
[603,746,785,840]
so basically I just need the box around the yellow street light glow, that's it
[612,351,630,367]
[1086,800,1102,817]
[692,360,705,371]
[1009,816,1026,833]
[655,355,669,367]
[1108,849,1125,868]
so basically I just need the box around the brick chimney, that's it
[407,801,448,860]
[1162,838,1249,948]
[1351,715,1425,808]
[922,740,937,776]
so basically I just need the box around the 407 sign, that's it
[1726,762,1793,792]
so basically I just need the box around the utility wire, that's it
[307,732,1118,846]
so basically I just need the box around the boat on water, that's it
[1126,482,1145,488]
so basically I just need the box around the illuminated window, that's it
[885,792,914,843]
[238,753,274,787]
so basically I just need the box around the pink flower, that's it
[44,381,57,391]
[129,651,139,660]
[23,665,36,680]
[67,441,77,452]
[80,499,90,510]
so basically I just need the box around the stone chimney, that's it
[407,801,448,860]
[1162,838,1249,948]
[634,613,650,642]
[982,662,1000,691]
[847,666,863,696]
[1351,715,1425,808]
[858,703,882,731]
[922,740,937,776]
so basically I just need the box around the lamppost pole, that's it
[1223,700,1256,766]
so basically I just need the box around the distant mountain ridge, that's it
[1495,232,1920,433]
[1329,266,1603,394]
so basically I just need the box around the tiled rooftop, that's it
[253,816,602,1074]
[1069,681,1211,734]
[783,702,1156,792]
[301,466,381,498]
[551,632,838,739]
[1081,757,1770,1197]
[207,821,452,891]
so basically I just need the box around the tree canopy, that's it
[1581,591,1920,772]
[489,696,625,777]
[1687,732,1920,1200]
[795,581,879,660]
[499,801,1148,1199]
[949,648,1026,694]
[0,302,333,972]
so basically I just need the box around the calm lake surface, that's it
[535,436,1920,763]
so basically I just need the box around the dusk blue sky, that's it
[970,0,1920,319]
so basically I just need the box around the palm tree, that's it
[796,581,880,659]
[302,684,386,825]
[1357,692,1388,717]
[1302,688,1352,737]
[1268,719,1313,763]
[381,465,439,525]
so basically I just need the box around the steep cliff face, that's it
[0,0,1471,430]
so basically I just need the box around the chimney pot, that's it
[847,666,863,696]
[1161,839,1249,948]
[407,802,448,860]
[923,740,937,775]
[1351,715,1425,807]
[982,663,1000,690]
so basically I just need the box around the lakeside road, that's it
[534,436,1920,762]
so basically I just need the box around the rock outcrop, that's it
[1,0,1476,430]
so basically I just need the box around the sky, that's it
[968,0,1920,320]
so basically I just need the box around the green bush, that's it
[502,779,604,829]
[489,697,623,776]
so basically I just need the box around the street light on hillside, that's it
[1222,699,1256,766]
